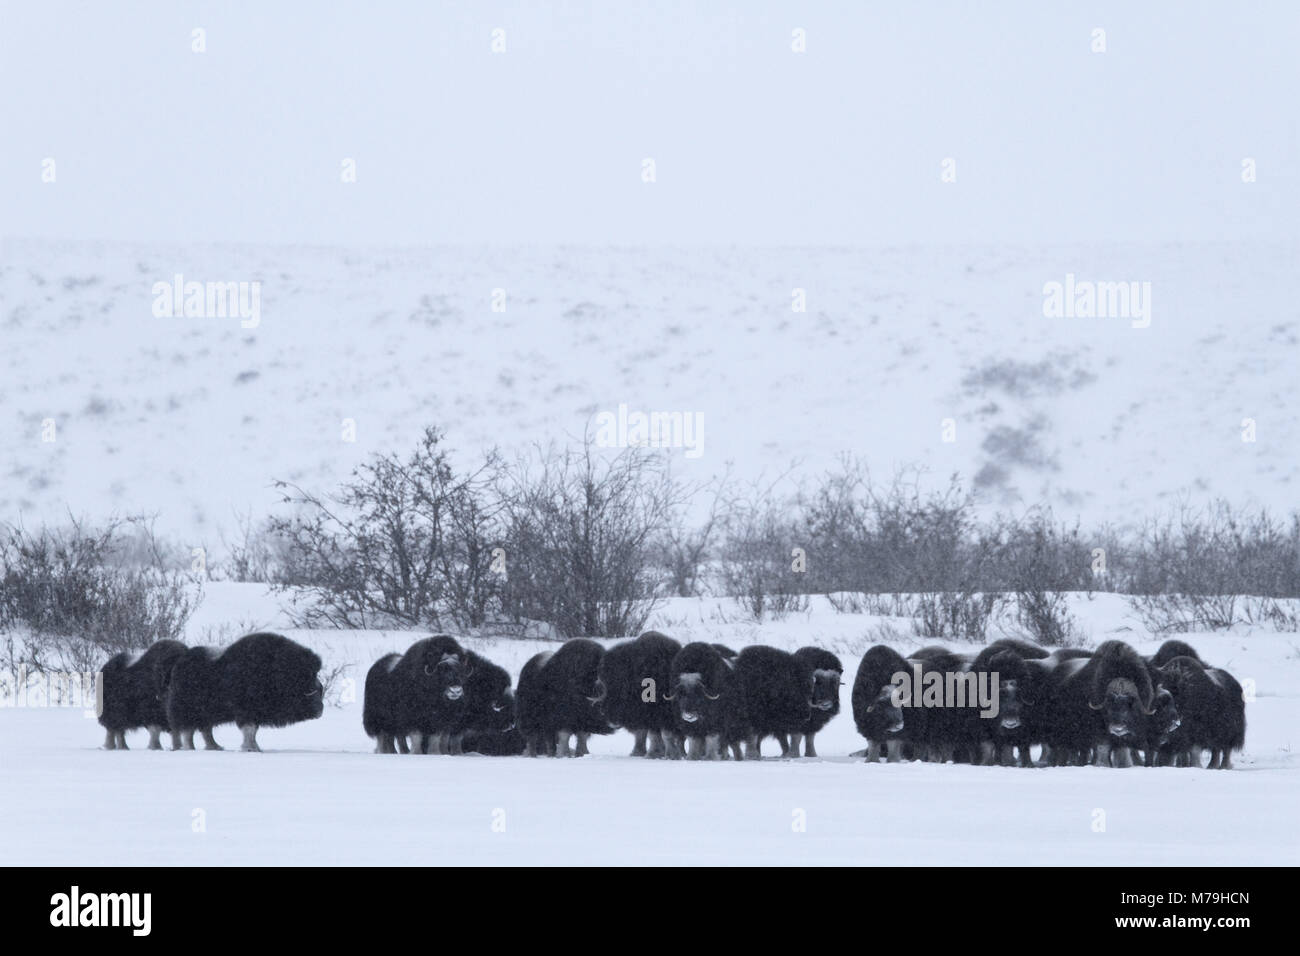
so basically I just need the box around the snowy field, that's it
[3,586,1297,866]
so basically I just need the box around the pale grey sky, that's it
[2,0,1295,245]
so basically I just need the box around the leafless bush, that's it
[717,478,810,622]
[0,516,200,677]
[269,427,504,630]
[912,591,1002,643]
[495,438,681,638]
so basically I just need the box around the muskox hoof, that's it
[103,729,118,751]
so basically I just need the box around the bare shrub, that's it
[0,517,200,677]
[717,479,809,621]
[495,438,681,638]
[269,427,504,630]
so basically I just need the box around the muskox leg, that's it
[239,723,262,753]
[103,728,117,750]
[575,732,590,756]
[439,731,453,754]
[374,734,391,754]
[201,728,222,751]
[775,733,790,757]
[1187,745,1204,769]
[686,735,703,760]
[449,732,465,756]
[1219,751,1233,770]
[146,725,163,751]
[169,730,181,751]
[744,735,762,760]
[408,731,425,754]
[998,743,1017,767]
[866,741,882,763]
[787,733,804,758]
[524,736,538,758]
[704,734,722,760]
[395,734,410,754]
[630,728,648,757]
[1112,746,1134,768]
[804,734,818,758]
[555,730,572,757]
[885,740,903,763]
[646,730,666,758]
[180,729,196,750]
[976,741,995,765]
[114,730,129,750]
[661,731,683,760]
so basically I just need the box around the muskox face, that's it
[861,685,905,737]
[421,647,470,703]
[810,669,841,712]
[995,677,1027,731]
[665,672,723,726]
[1148,687,1180,745]
[1092,677,1148,739]
[487,687,516,732]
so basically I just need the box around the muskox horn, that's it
[424,664,436,676]
[586,679,607,704]
[662,688,677,701]
[703,687,720,700]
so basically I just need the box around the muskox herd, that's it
[364,631,845,760]
[98,631,325,751]
[852,637,1247,769]
[97,630,1246,769]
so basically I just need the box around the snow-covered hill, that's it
[3,240,1296,547]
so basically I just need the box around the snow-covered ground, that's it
[2,585,1296,865]
[3,240,1297,544]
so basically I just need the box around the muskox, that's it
[789,646,843,757]
[515,639,611,757]
[1156,656,1246,768]
[735,645,815,760]
[851,645,911,762]
[599,631,683,758]
[448,649,516,755]
[968,647,1048,766]
[98,639,187,750]
[1040,640,1162,767]
[166,632,324,752]
[1148,639,1203,669]
[362,635,469,754]
[666,642,746,760]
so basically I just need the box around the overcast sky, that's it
[2,0,1295,245]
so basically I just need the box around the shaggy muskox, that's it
[1155,655,1246,768]
[788,646,843,757]
[1039,640,1162,767]
[967,646,1049,766]
[448,650,515,755]
[166,632,324,752]
[99,639,187,750]
[666,642,746,760]
[735,645,815,760]
[599,630,683,758]
[515,639,611,757]
[1148,639,1203,669]
[851,645,911,762]
[362,635,469,754]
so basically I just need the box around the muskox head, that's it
[861,684,905,736]
[1089,677,1153,739]
[488,687,516,732]
[419,644,471,703]
[809,668,841,712]
[664,672,723,726]
[1147,686,1181,745]
[987,651,1035,732]
[278,645,325,721]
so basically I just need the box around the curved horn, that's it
[662,689,676,700]
[586,679,607,704]
[1141,701,1158,715]
[424,664,435,676]
[703,688,720,700]
[865,702,876,713]
[1087,699,1104,710]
